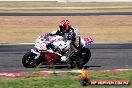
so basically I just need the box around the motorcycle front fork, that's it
[31,49,40,60]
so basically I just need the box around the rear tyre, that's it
[77,48,91,69]
[81,48,91,64]
[22,52,40,68]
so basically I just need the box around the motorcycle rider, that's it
[49,19,75,40]
[45,19,80,62]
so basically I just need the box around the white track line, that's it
[0,69,130,77]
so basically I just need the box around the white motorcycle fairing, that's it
[34,35,71,52]
[51,36,71,52]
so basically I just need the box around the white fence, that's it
[0,0,132,2]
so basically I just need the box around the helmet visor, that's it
[59,25,67,32]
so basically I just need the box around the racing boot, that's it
[60,56,68,62]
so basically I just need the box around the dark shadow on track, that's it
[39,65,101,69]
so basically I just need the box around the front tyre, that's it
[22,52,39,68]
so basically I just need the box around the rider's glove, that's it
[48,32,53,36]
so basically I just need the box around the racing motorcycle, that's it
[22,29,94,69]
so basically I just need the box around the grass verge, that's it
[1,2,132,7]
[0,70,131,88]
[1,8,132,13]
[0,16,132,43]
[0,2,132,13]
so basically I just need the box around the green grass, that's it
[0,70,131,88]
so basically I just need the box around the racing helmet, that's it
[59,19,70,33]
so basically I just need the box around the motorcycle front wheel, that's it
[22,52,40,68]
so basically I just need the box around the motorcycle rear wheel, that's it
[77,48,91,69]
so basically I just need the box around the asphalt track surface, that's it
[0,43,132,72]
[1,12,132,16]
